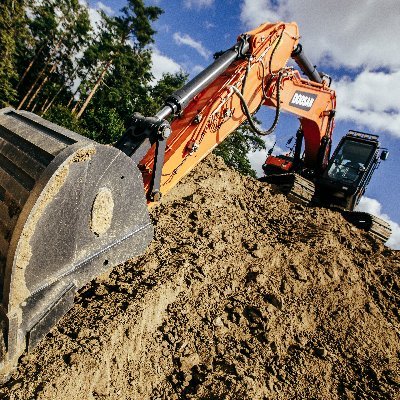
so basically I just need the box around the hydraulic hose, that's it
[234,28,285,136]
[229,70,284,136]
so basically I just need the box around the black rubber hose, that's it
[234,28,285,136]
[229,71,283,136]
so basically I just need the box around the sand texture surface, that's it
[1,155,399,399]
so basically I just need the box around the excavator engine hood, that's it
[0,108,153,377]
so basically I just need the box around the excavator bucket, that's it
[0,108,153,378]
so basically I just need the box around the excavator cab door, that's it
[325,139,375,186]
[318,131,380,210]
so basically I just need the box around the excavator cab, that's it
[326,139,374,184]
[317,130,385,210]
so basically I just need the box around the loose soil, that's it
[0,155,399,399]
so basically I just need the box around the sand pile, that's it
[0,155,399,399]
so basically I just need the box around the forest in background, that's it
[0,0,264,176]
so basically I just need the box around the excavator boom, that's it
[118,22,335,204]
[119,22,305,203]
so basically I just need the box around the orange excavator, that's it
[0,21,390,377]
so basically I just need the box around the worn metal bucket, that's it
[0,108,153,378]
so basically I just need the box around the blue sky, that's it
[87,0,400,248]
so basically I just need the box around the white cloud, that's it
[191,65,205,75]
[356,197,400,250]
[77,1,114,32]
[184,0,214,8]
[240,0,400,70]
[241,0,281,27]
[173,32,211,59]
[204,21,215,29]
[157,24,171,34]
[96,1,114,15]
[151,47,182,82]
[88,8,101,31]
[334,70,400,138]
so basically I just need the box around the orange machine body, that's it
[139,22,336,206]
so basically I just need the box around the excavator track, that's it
[260,173,315,206]
[261,174,391,244]
[341,211,392,243]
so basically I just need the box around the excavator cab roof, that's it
[346,130,380,144]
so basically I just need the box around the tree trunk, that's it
[43,85,64,114]
[67,75,82,108]
[39,96,50,113]
[76,59,112,119]
[67,95,74,108]
[18,39,62,110]
[71,99,81,114]
[26,63,56,110]
[31,100,39,113]
[16,42,46,89]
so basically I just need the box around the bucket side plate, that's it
[0,109,153,378]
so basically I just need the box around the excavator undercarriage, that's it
[262,172,392,243]
[341,211,392,243]
[260,173,316,206]
[261,130,392,243]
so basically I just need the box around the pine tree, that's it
[0,0,26,107]
[18,0,91,111]
[75,0,162,118]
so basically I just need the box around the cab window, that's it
[327,140,374,183]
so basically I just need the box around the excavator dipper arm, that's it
[120,22,311,204]
[262,70,336,168]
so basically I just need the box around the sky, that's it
[86,0,400,249]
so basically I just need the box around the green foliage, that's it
[117,0,163,47]
[214,120,266,178]
[72,0,163,121]
[150,72,188,113]
[45,105,85,133]
[15,0,92,112]
[45,104,126,145]
[2,0,265,181]
[0,0,26,106]
[25,0,186,145]
[82,108,126,144]
[88,49,154,122]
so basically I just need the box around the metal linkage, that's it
[116,113,171,200]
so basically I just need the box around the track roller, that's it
[260,173,315,206]
[341,211,392,243]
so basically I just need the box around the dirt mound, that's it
[0,155,399,399]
